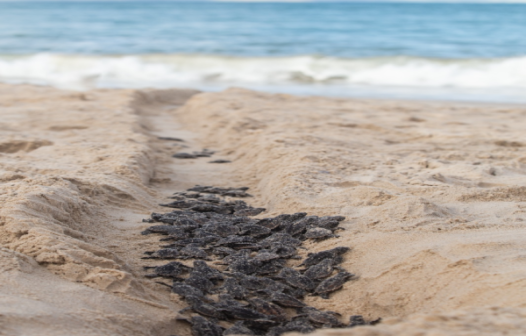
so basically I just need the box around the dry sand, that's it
[1,83,526,335]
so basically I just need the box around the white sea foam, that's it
[1,53,525,101]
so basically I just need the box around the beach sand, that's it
[1,83,526,335]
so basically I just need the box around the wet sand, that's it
[1,83,526,335]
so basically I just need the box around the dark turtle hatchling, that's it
[283,285,307,299]
[223,321,255,336]
[180,295,225,320]
[319,215,346,223]
[269,243,299,259]
[238,275,285,293]
[171,283,206,300]
[159,199,200,209]
[141,225,188,236]
[269,291,307,308]
[142,248,181,260]
[143,261,191,278]
[192,260,224,282]
[253,251,281,263]
[215,294,249,309]
[211,246,236,257]
[198,194,221,203]
[278,268,316,292]
[286,216,318,236]
[190,316,224,336]
[235,207,266,216]
[184,272,215,293]
[248,298,287,322]
[299,246,350,267]
[370,317,382,325]
[260,233,301,248]
[304,227,337,240]
[317,216,345,230]
[180,243,209,259]
[216,235,256,247]
[201,222,239,237]
[256,259,286,276]
[238,224,271,237]
[283,316,315,334]
[314,271,354,299]
[217,303,269,321]
[303,258,335,280]
[243,318,279,332]
[161,237,213,246]
[265,325,287,336]
[348,315,366,327]
[192,203,234,215]
[173,152,198,159]
[228,257,263,275]
[301,307,342,328]
[213,277,247,300]
[220,249,251,265]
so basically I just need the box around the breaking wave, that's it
[1,53,526,101]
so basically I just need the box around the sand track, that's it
[1,84,526,335]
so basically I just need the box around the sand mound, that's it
[0,84,200,335]
[174,88,526,334]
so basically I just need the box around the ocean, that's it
[1,1,525,102]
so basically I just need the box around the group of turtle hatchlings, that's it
[142,185,380,336]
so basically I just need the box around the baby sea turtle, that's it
[216,235,256,248]
[211,246,236,256]
[278,267,316,292]
[223,321,255,336]
[256,259,286,276]
[235,207,266,216]
[192,260,224,281]
[180,243,209,259]
[190,203,233,215]
[260,233,301,248]
[304,227,337,240]
[142,248,181,260]
[209,159,232,164]
[348,315,366,327]
[141,225,189,236]
[158,136,184,142]
[269,291,307,308]
[159,199,200,209]
[238,224,271,237]
[179,295,225,319]
[171,283,206,300]
[314,271,354,299]
[303,258,336,280]
[299,246,350,267]
[248,298,287,322]
[228,257,263,275]
[218,304,269,321]
[189,316,224,336]
[213,277,247,300]
[244,318,280,332]
[201,222,239,237]
[184,273,215,293]
[283,316,315,334]
[238,275,285,293]
[143,261,191,278]
[269,243,299,259]
[253,251,281,263]
[173,152,198,159]
[301,307,342,328]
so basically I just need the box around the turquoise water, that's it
[1,2,526,101]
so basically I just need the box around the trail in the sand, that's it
[2,84,526,336]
